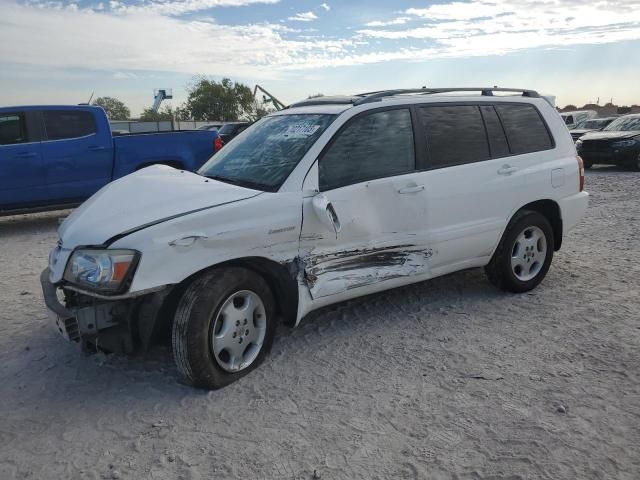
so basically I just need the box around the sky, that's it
[1,0,639,116]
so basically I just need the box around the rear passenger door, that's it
[41,109,113,203]
[416,102,554,272]
[0,110,47,209]
[415,104,522,271]
[300,107,432,299]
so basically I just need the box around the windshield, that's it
[603,116,640,132]
[580,119,608,129]
[198,114,336,191]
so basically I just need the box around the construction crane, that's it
[152,88,173,112]
[254,85,286,111]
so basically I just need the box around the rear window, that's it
[43,110,97,140]
[0,112,27,145]
[419,105,490,168]
[199,114,335,191]
[495,104,553,154]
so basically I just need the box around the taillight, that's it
[214,137,223,152]
[577,155,585,192]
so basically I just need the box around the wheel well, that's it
[157,257,299,337]
[227,257,299,327]
[135,160,185,171]
[519,200,562,251]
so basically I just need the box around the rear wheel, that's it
[172,267,276,389]
[485,210,554,293]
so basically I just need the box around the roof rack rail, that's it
[287,87,540,109]
[353,87,540,106]
[287,95,360,109]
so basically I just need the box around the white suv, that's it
[42,88,589,389]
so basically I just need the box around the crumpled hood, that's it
[58,165,260,247]
[580,131,640,141]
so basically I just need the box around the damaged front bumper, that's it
[40,268,172,353]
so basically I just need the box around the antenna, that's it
[87,91,94,104]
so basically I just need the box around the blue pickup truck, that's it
[0,105,222,215]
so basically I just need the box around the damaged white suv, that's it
[42,88,589,389]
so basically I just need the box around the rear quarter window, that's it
[496,104,553,154]
[0,112,28,145]
[43,110,97,140]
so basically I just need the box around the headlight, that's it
[575,139,583,149]
[64,249,139,293]
[612,139,637,148]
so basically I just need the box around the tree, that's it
[93,97,130,120]
[182,77,269,121]
[139,105,174,121]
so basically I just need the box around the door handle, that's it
[88,145,106,151]
[14,152,37,158]
[398,185,425,194]
[497,165,518,175]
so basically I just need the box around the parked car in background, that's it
[569,117,616,142]
[0,105,223,215]
[198,123,223,131]
[217,121,251,144]
[576,114,640,170]
[41,87,588,389]
[561,110,597,129]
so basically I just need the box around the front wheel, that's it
[485,210,554,293]
[172,267,276,389]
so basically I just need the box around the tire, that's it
[630,153,640,172]
[485,210,554,293]
[172,267,276,389]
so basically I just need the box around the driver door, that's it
[299,107,432,300]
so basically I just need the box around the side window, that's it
[495,104,553,154]
[319,108,415,191]
[419,105,490,169]
[0,112,28,146]
[43,110,97,141]
[480,105,510,158]
[564,115,573,125]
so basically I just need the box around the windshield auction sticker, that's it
[284,124,321,137]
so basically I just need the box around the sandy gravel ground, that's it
[0,168,639,480]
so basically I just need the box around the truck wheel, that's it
[172,267,276,389]
[485,210,554,293]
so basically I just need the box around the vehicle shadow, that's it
[0,210,70,238]
[586,165,634,174]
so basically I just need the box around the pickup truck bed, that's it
[0,105,220,215]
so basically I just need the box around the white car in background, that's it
[560,109,597,129]
[42,87,589,389]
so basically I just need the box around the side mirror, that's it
[312,194,341,235]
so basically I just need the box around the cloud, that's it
[358,1,640,55]
[113,0,280,15]
[287,11,318,22]
[364,17,411,27]
[319,3,330,11]
[3,0,640,79]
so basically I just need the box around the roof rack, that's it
[353,87,540,106]
[287,95,360,108]
[287,87,540,109]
